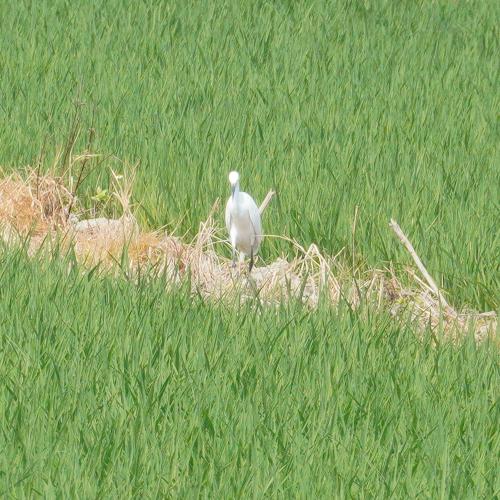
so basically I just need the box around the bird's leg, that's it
[231,248,236,268]
[249,247,254,273]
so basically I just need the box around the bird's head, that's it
[228,171,240,197]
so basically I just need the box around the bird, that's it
[225,171,262,272]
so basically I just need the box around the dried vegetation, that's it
[0,164,496,343]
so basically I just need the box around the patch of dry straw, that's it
[0,168,496,343]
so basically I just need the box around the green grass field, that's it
[0,0,498,497]
[1,251,498,497]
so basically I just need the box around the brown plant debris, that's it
[0,168,496,343]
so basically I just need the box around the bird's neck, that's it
[232,183,240,201]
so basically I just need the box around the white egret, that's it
[225,171,262,272]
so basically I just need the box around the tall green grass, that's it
[0,2,498,496]
[0,0,498,309]
[0,249,498,497]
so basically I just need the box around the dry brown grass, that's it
[0,167,496,343]
[0,171,72,236]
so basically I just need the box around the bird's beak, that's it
[231,185,235,198]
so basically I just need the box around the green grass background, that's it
[0,0,499,496]
[0,251,498,497]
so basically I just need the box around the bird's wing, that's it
[250,208,262,238]
[225,197,232,232]
[242,193,262,246]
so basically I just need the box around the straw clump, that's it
[0,167,496,343]
[0,171,73,238]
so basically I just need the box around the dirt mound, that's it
[0,168,496,343]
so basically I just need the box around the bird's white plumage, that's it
[225,193,262,256]
[225,171,262,266]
